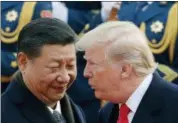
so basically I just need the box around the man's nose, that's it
[57,69,70,83]
[83,65,92,78]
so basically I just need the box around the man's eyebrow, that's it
[51,57,75,62]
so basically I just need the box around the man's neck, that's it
[118,75,146,104]
[48,103,57,109]
[118,74,152,107]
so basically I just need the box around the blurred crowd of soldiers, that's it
[1,1,178,123]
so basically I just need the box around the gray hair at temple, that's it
[76,21,157,77]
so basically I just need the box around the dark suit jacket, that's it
[2,78,86,123]
[98,73,178,123]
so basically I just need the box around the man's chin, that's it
[49,92,66,102]
[94,90,103,100]
[56,92,66,99]
[94,90,111,101]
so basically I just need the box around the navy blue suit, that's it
[99,73,178,123]
[2,75,86,123]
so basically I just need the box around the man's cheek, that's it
[43,73,60,82]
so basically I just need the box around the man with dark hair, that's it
[2,18,86,123]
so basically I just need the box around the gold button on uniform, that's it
[5,27,10,32]
[151,39,157,44]
[11,61,17,68]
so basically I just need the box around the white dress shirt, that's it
[121,73,153,123]
[48,101,62,114]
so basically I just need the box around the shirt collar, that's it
[48,101,62,114]
[126,73,153,113]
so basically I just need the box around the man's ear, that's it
[121,64,132,78]
[17,52,28,72]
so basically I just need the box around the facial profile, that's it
[83,45,126,103]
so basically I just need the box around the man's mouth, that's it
[88,80,95,90]
[52,86,66,93]
[89,84,96,90]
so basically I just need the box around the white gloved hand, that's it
[101,2,122,21]
[52,2,68,23]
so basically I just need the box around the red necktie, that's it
[117,104,130,123]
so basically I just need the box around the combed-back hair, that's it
[18,18,78,59]
[76,21,157,77]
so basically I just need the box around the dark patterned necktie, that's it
[52,110,66,123]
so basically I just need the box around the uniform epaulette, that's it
[158,64,178,82]
[1,2,37,44]
[140,2,178,64]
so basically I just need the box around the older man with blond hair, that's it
[76,21,178,123]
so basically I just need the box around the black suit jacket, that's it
[2,79,86,123]
[98,73,178,123]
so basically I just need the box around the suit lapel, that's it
[132,72,164,123]
[61,94,76,123]
[20,97,56,123]
[132,104,154,123]
[70,98,87,123]
[109,104,119,123]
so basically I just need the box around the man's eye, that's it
[67,65,74,69]
[89,61,97,65]
[50,67,59,72]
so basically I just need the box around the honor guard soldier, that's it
[52,2,100,34]
[1,1,52,93]
[1,51,18,93]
